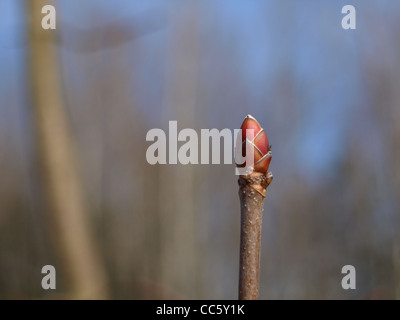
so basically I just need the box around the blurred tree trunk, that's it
[158,5,199,298]
[360,23,400,298]
[26,0,108,299]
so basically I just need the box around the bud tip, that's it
[245,114,256,120]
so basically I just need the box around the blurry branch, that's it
[26,0,108,299]
[56,7,166,53]
[0,7,166,52]
[159,5,199,298]
[361,17,400,298]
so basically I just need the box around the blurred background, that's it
[1,0,400,299]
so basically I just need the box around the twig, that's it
[238,171,272,300]
[236,115,272,300]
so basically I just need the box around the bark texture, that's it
[238,171,272,300]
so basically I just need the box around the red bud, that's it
[240,115,262,142]
[238,115,271,174]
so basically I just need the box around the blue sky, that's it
[1,1,399,182]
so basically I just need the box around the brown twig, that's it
[238,169,273,299]
[236,115,272,299]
